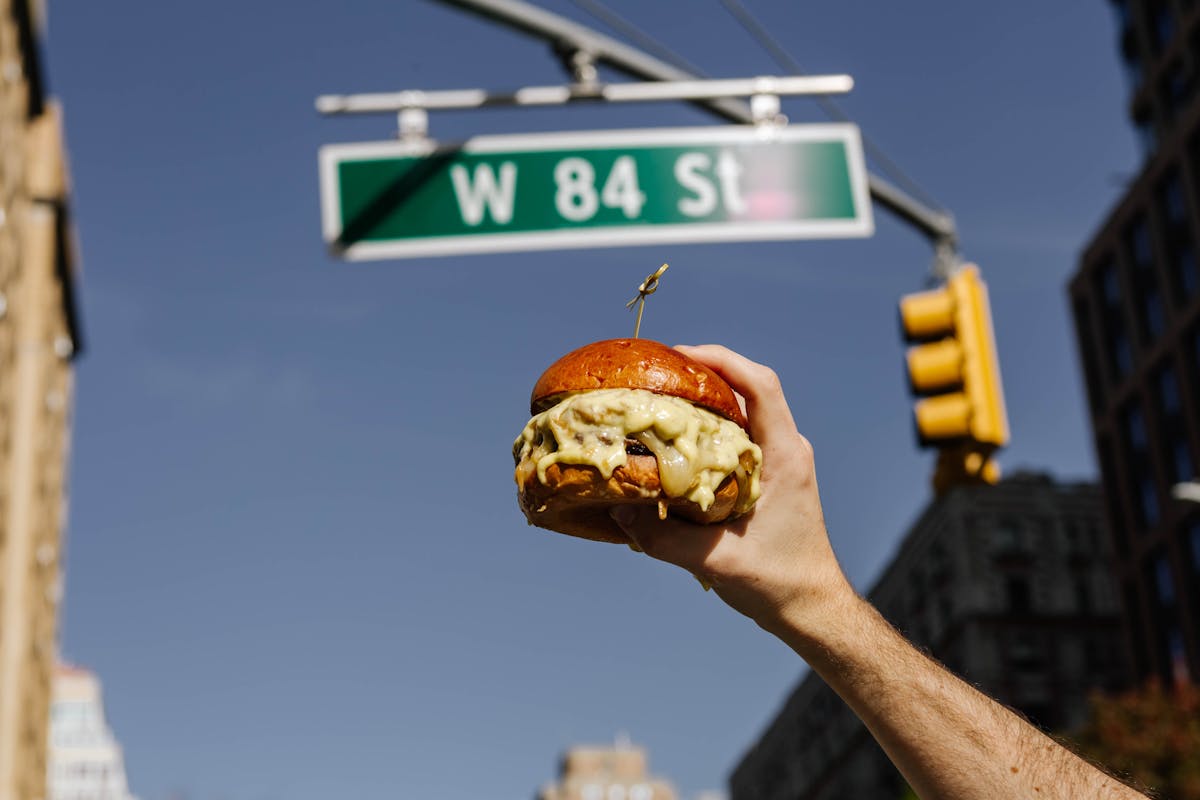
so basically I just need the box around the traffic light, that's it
[899,264,1008,490]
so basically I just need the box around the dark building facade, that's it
[1068,0,1200,686]
[729,475,1125,800]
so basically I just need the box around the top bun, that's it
[530,338,748,430]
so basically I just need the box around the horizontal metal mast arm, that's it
[869,173,956,245]
[316,74,853,115]
[431,0,958,251]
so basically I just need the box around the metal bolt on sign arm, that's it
[428,0,960,276]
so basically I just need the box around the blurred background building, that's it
[46,664,137,800]
[539,738,677,800]
[0,0,82,798]
[728,474,1125,800]
[1069,0,1200,686]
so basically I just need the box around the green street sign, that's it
[318,125,873,260]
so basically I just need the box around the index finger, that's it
[675,344,798,447]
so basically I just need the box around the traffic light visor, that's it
[906,338,963,394]
[913,393,972,444]
[900,287,955,341]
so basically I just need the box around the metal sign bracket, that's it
[397,107,430,142]
[750,92,785,127]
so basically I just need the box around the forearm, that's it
[763,591,1144,800]
[609,345,1147,798]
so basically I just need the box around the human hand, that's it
[609,344,856,637]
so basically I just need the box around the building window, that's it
[1159,169,1198,302]
[1085,636,1109,674]
[1102,258,1122,305]
[1143,282,1166,341]
[1189,519,1200,574]
[1178,522,1200,647]
[1009,631,1043,670]
[1140,476,1160,527]
[1146,551,1190,682]
[1160,63,1192,121]
[1074,575,1092,613]
[1188,324,1200,427]
[1126,402,1148,451]
[1128,215,1167,343]
[1099,436,1131,557]
[992,517,1031,560]
[1162,168,1188,224]
[1123,401,1161,529]
[1153,554,1176,608]
[1131,215,1154,265]
[1113,321,1132,376]
[1169,435,1193,484]
[1007,576,1032,614]
[1156,363,1195,482]
[1158,362,1181,413]
[1065,519,1083,554]
[1096,259,1135,379]
[929,542,951,584]
[1195,325,1200,382]
[1171,242,1198,299]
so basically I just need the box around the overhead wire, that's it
[718,0,946,213]
[567,0,711,79]
[563,0,949,222]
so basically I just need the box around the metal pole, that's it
[316,74,854,115]
[430,0,959,267]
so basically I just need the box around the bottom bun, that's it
[516,453,741,544]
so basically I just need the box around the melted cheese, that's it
[514,388,762,514]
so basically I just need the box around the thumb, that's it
[609,505,723,572]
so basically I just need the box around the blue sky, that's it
[49,2,1136,799]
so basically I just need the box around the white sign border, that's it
[318,124,874,260]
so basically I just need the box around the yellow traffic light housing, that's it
[900,264,1009,491]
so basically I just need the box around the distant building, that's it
[539,738,677,800]
[0,1,83,798]
[1068,0,1200,687]
[46,665,137,800]
[729,474,1125,800]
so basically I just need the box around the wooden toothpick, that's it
[626,263,669,339]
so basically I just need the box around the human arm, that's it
[608,344,1145,800]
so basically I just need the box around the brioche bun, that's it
[530,338,748,429]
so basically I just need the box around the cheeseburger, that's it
[513,338,763,543]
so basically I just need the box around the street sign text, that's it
[319,125,873,260]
